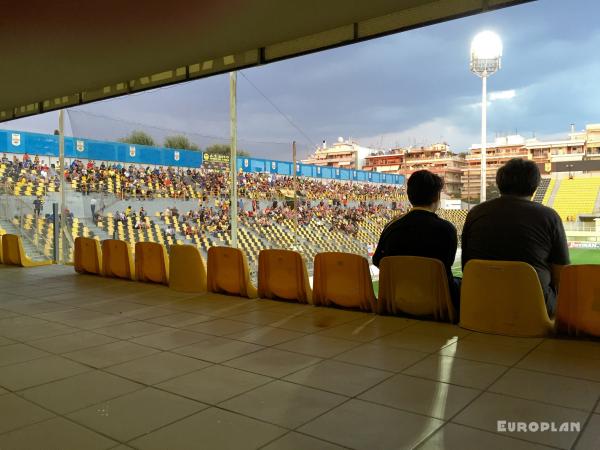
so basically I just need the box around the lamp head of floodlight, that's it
[470,30,502,76]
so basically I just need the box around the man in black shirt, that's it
[373,170,460,310]
[461,158,569,316]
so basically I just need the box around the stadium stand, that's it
[460,259,554,337]
[550,177,600,220]
[532,177,550,203]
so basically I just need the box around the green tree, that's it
[205,143,250,157]
[164,135,199,151]
[118,130,155,146]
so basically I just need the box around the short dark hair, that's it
[407,170,444,206]
[496,158,541,197]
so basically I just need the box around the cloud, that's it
[489,89,516,101]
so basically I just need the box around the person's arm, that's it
[551,264,566,291]
[461,212,472,269]
[447,224,458,275]
[549,213,570,290]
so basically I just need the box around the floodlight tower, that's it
[470,31,502,202]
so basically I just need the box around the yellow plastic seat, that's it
[378,256,456,323]
[169,244,207,293]
[460,259,553,337]
[207,246,257,299]
[555,265,600,337]
[312,252,375,311]
[1,234,52,267]
[74,237,102,275]
[257,249,312,303]
[0,234,3,264]
[102,239,135,280]
[135,242,169,285]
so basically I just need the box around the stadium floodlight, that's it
[470,30,502,203]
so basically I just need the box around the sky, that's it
[3,0,600,160]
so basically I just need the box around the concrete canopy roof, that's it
[0,0,533,122]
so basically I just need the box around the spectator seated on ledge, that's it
[373,170,460,312]
[461,158,569,316]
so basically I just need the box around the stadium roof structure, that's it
[0,0,533,123]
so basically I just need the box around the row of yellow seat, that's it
[72,237,599,339]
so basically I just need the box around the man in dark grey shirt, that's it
[462,158,569,315]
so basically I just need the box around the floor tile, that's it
[575,414,600,450]
[0,343,49,367]
[517,350,600,382]
[147,311,213,327]
[373,330,460,353]
[359,373,480,419]
[403,355,507,389]
[270,314,351,333]
[335,343,428,372]
[157,365,272,404]
[106,351,211,384]
[22,370,143,414]
[461,332,543,349]
[221,380,346,428]
[535,339,600,360]
[0,355,90,390]
[285,360,392,396]
[261,432,345,450]
[130,329,210,350]
[453,392,589,449]
[92,321,172,339]
[225,348,322,378]
[490,368,600,411]
[440,340,533,366]
[419,423,553,450]
[275,335,360,358]
[28,330,116,354]
[0,393,55,434]
[64,341,160,368]
[130,407,286,450]
[228,310,294,326]
[315,320,402,342]
[174,337,263,363]
[226,326,306,346]
[68,387,206,442]
[0,417,117,449]
[185,318,258,336]
[299,399,443,450]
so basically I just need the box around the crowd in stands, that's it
[1,153,60,192]
[64,158,405,202]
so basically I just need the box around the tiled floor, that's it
[0,265,599,450]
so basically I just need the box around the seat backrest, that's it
[555,265,600,337]
[0,234,3,264]
[101,239,135,280]
[378,256,455,322]
[169,244,207,293]
[207,246,257,298]
[460,259,553,337]
[74,237,102,275]
[313,252,375,311]
[135,242,169,284]
[258,249,312,303]
[1,234,23,266]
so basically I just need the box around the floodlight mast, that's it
[470,31,502,203]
